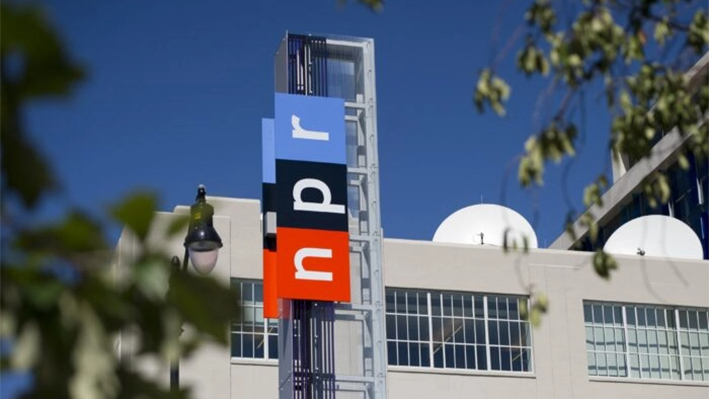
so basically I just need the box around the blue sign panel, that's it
[275,93,345,164]
[262,118,275,184]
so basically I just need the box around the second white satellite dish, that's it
[604,215,703,260]
[433,204,538,248]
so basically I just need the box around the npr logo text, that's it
[274,93,350,302]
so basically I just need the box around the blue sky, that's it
[22,0,614,247]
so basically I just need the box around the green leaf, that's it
[166,214,190,238]
[593,250,618,280]
[11,321,40,370]
[167,271,239,344]
[0,4,86,98]
[109,192,158,242]
[16,210,107,255]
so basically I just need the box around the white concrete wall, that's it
[384,239,709,399]
[117,198,709,398]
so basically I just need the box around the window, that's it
[385,288,533,372]
[584,302,709,381]
[231,279,278,360]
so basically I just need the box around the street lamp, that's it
[170,184,223,393]
[183,184,223,275]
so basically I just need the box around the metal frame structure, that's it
[275,33,387,399]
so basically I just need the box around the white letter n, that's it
[294,248,333,281]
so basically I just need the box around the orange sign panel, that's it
[276,227,350,302]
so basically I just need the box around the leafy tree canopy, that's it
[1,3,238,398]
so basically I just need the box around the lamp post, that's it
[169,184,223,393]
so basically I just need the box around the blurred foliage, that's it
[474,0,708,324]
[1,3,238,398]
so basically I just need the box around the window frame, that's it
[231,279,278,361]
[386,288,534,374]
[584,301,709,382]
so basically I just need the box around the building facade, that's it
[115,196,709,398]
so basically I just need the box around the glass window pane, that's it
[604,306,614,325]
[689,311,699,330]
[509,299,519,321]
[254,284,263,303]
[511,348,523,371]
[432,294,442,316]
[638,330,648,353]
[608,353,618,377]
[648,330,659,354]
[699,312,709,330]
[433,344,444,368]
[452,295,464,317]
[490,347,501,371]
[593,304,603,324]
[408,316,419,341]
[452,318,464,343]
[630,354,641,378]
[395,291,406,314]
[418,293,428,316]
[386,315,396,340]
[521,324,531,347]
[419,317,430,341]
[658,331,669,355]
[584,304,593,323]
[595,327,605,351]
[463,319,476,344]
[615,328,625,352]
[386,290,395,313]
[420,344,431,368]
[242,283,253,303]
[626,307,636,326]
[497,297,509,320]
[614,306,623,326]
[586,327,595,350]
[406,292,418,315]
[243,334,254,358]
[444,344,455,368]
[500,321,510,346]
[475,296,485,318]
[638,308,647,327]
[647,308,657,327]
[455,345,466,369]
[268,335,278,359]
[387,341,397,365]
[409,343,420,367]
[679,311,689,329]
[398,342,409,366]
[475,320,486,343]
[500,347,512,371]
[442,294,452,316]
[255,336,264,359]
[522,348,532,372]
[597,353,608,376]
[466,345,477,369]
[618,354,628,377]
[396,315,407,340]
[657,309,666,328]
[649,356,660,379]
[231,333,242,357]
[510,322,521,347]
[477,345,488,370]
[489,321,500,345]
[463,295,473,318]
[488,297,498,319]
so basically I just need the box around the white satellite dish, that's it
[433,204,538,248]
[603,215,703,260]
